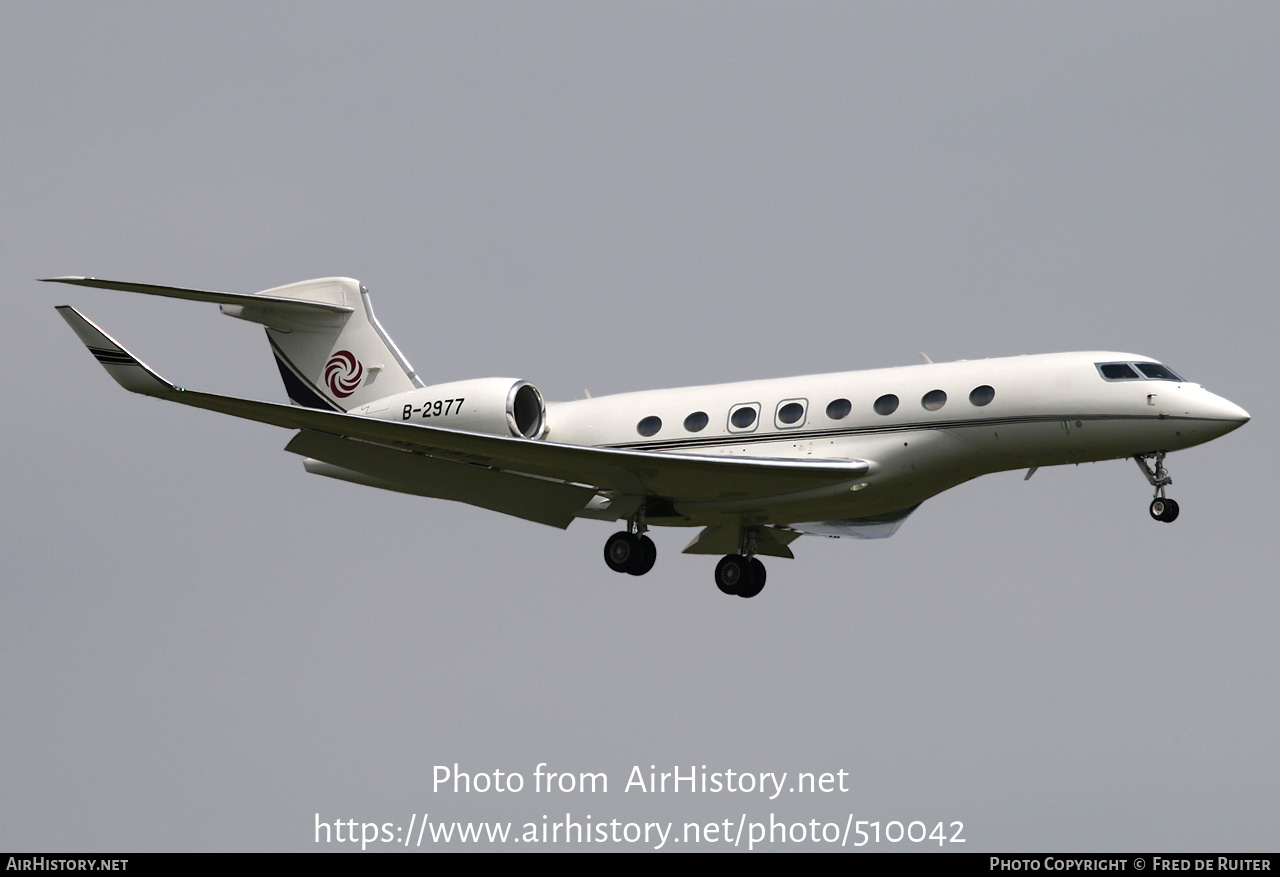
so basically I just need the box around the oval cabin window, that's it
[684,411,709,432]
[874,394,899,416]
[778,402,804,424]
[636,416,662,437]
[969,385,995,407]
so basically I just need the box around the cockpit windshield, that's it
[1134,363,1182,381]
[1096,361,1184,382]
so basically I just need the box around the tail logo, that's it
[324,350,364,398]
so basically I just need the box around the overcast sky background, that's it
[3,2,1276,852]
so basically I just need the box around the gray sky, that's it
[3,2,1276,852]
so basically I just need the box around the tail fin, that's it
[227,277,421,411]
[44,276,422,411]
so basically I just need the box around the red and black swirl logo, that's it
[324,350,364,398]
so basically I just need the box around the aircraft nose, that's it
[1200,394,1250,433]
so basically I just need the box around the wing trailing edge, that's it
[285,430,595,529]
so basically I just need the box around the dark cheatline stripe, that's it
[266,333,345,412]
[273,353,342,411]
[89,346,137,365]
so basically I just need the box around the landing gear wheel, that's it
[627,535,657,576]
[737,558,767,599]
[715,554,751,595]
[604,531,641,573]
[1137,453,1179,524]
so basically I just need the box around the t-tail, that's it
[41,276,423,411]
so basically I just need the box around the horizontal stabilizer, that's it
[42,276,354,315]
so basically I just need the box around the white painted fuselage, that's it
[545,351,1249,527]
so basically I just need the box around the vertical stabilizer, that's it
[220,278,421,411]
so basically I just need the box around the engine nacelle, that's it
[353,378,547,439]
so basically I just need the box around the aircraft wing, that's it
[57,307,872,510]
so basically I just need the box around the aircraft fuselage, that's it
[546,351,1248,525]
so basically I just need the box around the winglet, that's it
[55,306,178,397]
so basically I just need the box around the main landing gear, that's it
[601,514,769,598]
[603,509,656,576]
[1135,452,1180,523]
[603,531,656,575]
[713,528,767,599]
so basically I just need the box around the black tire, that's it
[1161,498,1180,523]
[604,531,640,573]
[1149,498,1168,521]
[715,554,751,595]
[627,535,657,576]
[737,558,767,599]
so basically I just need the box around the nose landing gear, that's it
[1135,452,1179,523]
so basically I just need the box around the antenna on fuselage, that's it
[919,352,933,364]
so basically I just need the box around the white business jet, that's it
[49,276,1249,598]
